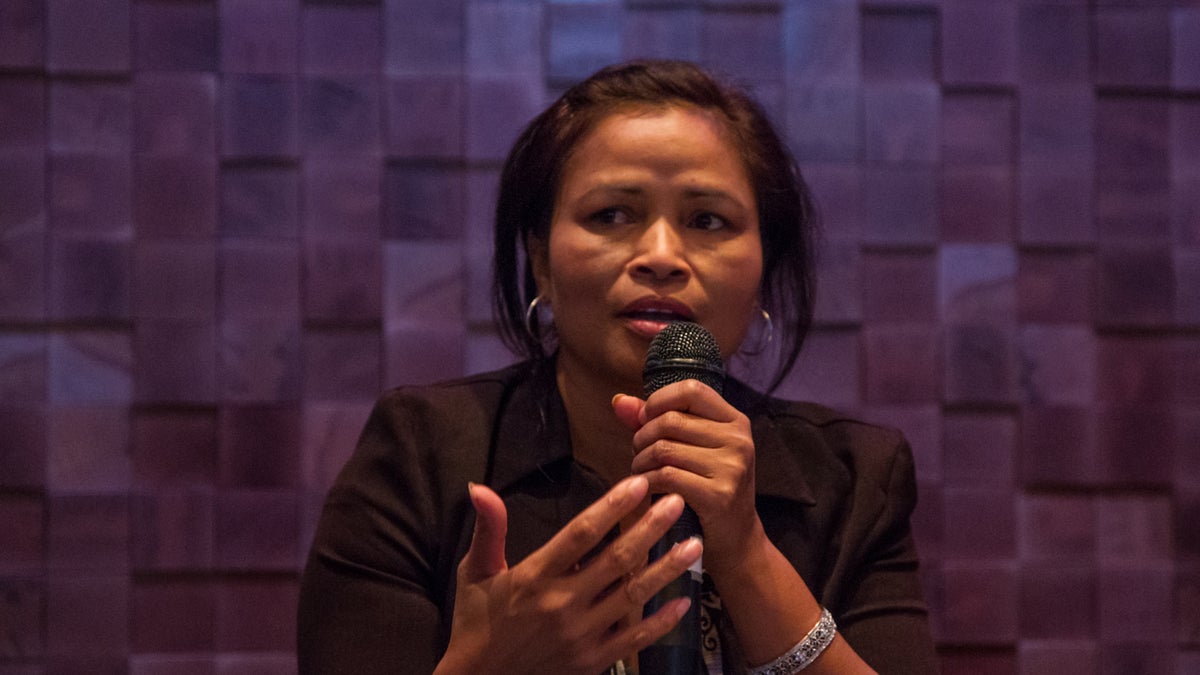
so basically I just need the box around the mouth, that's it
[618,298,695,338]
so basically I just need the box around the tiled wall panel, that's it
[2,1,1198,670]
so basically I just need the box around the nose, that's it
[630,217,689,282]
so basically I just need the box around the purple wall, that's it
[1,1,1198,672]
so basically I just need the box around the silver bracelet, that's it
[746,608,837,675]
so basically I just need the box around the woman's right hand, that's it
[433,475,702,675]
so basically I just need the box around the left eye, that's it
[691,212,729,231]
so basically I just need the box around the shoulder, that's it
[731,380,915,501]
[372,360,537,433]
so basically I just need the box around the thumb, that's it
[611,393,647,430]
[461,482,508,583]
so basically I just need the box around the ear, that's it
[527,235,552,302]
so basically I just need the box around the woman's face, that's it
[532,105,763,392]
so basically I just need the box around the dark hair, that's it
[491,60,817,392]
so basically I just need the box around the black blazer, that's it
[298,359,938,674]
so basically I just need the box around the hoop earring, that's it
[741,308,774,356]
[525,295,551,342]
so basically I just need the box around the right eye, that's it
[588,207,634,226]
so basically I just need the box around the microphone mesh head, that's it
[643,321,725,396]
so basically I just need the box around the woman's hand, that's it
[612,380,766,578]
[435,475,703,675]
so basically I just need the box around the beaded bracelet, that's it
[746,608,837,675]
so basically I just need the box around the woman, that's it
[298,60,937,674]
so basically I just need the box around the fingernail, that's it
[677,536,703,561]
[625,475,648,500]
[611,393,623,406]
[673,597,692,620]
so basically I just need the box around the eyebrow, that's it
[578,183,749,208]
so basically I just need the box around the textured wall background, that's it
[1,0,1198,673]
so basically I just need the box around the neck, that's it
[555,357,639,487]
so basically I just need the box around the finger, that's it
[610,393,645,431]
[631,411,726,455]
[599,533,703,614]
[643,379,738,423]
[460,482,509,583]
[528,474,649,576]
[600,594,694,660]
[577,493,686,590]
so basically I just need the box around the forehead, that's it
[560,104,750,182]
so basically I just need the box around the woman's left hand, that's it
[612,380,766,577]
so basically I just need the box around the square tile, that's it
[219,0,297,74]
[941,3,1017,86]
[1020,406,1098,487]
[0,77,46,152]
[860,9,936,82]
[547,2,623,85]
[941,92,1015,167]
[132,410,217,487]
[48,238,131,321]
[1095,8,1171,88]
[134,320,218,404]
[47,495,128,573]
[0,407,46,489]
[0,0,44,69]
[940,167,1013,242]
[47,330,133,405]
[1018,324,1095,406]
[302,330,382,402]
[133,0,217,72]
[302,158,381,238]
[783,3,858,83]
[45,406,130,493]
[785,83,861,162]
[130,579,215,652]
[0,577,44,659]
[302,77,382,156]
[49,154,133,237]
[302,5,381,75]
[133,240,217,320]
[45,574,129,657]
[47,0,130,73]
[130,490,215,572]
[383,165,465,239]
[700,9,783,82]
[49,80,131,153]
[0,495,44,574]
[1018,250,1094,324]
[133,74,218,156]
[134,156,218,239]
[1019,494,1095,561]
[302,240,382,323]
[385,76,464,159]
[383,0,463,75]
[863,324,942,404]
[214,578,299,651]
[1095,246,1175,328]
[214,490,300,571]
[219,164,299,239]
[942,412,1015,489]
[0,333,46,405]
[218,319,302,404]
[863,83,940,164]
[1018,5,1090,83]
[219,405,302,488]
[624,8,701,63]
[861,166,938,245]
[219,241,301,319]
[220,76,299,159]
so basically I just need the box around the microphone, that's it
[639,321,724,675]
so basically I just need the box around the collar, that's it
[488,359,815,506]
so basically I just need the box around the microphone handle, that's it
[640,501,704,674]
